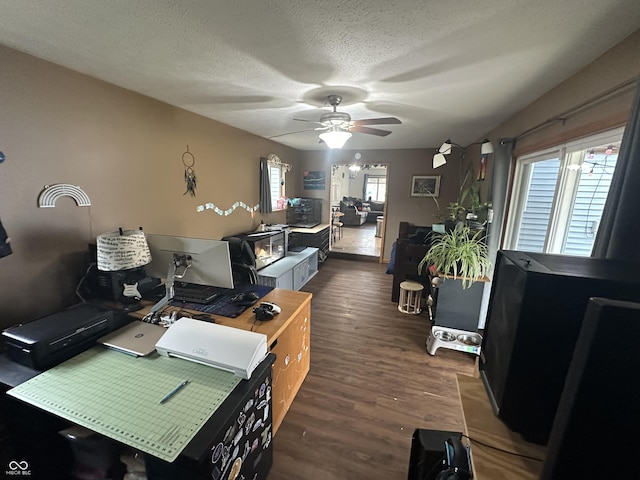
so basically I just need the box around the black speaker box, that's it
[407,429,462,480]
[540,297,640,479]
[479,251,640,444]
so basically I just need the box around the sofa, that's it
[363,200,384,223]
[339,199,368,226]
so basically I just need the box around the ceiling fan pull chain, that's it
[182,145,197,197]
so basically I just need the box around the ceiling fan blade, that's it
[293,118,324,125]
[352,117,401,126]
[350,126,392,137]
[268,128,318,139]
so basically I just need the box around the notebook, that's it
[97,321,167,357]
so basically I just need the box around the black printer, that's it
[2,303,130,370]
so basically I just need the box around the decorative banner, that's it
[303,171,326,190]
[196,201,260,216]
[38,184,91,208]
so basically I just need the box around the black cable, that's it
[461,434,544,462]
[582,154,611,238]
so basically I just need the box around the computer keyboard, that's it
[173,283,223,304]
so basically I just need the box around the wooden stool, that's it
[398,281,424,314]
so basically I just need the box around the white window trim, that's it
[504,127,624,254]
[266,154,291,211]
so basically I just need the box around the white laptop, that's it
[98,321,167,357]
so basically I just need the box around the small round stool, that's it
[398,280,424,314]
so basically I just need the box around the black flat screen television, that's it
[479,250,640,445]
[540,297,640,479]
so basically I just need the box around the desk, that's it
[133,288,312,435]
[5,351,275,479]
[456,374,546,479]
[2,288,311,478]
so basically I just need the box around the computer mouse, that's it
[231,291,259,306]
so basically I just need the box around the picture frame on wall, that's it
[303,171,326,190]
[410,175,441,197]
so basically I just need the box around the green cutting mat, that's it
[8,347,241,462]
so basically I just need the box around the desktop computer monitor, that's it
[145,234,235,289]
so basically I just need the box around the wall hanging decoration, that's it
[410,175,441,197]
[196,201,260,216]
[0,218,12,258]
[303,171,326,190]
[38,184,92,208]
[182,145,197,197]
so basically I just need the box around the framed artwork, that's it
[303,171,326,190]
[410,175,441,197]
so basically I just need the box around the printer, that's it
[2,303,130,370]
[155,317,268,380]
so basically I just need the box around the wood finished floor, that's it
[330,223,381,258]
[269,257,476,480]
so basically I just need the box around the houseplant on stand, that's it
[418,223,491,355]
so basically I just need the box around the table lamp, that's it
[96,228,151,303]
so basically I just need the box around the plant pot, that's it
[432,277,487,331]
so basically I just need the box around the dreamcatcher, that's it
[182,145,197,197]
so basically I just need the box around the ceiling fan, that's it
[270,95,401,148]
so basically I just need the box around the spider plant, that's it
[418,223,490,289]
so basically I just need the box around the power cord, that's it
[461,434,544,462]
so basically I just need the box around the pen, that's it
[160,379,189,404]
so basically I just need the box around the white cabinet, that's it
[256,248,318,291]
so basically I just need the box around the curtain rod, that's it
[515,77,638,141]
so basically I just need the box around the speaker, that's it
[407,429,462,480]
[479,251,640,444]
[540,297,640,479]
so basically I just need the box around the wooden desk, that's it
[133,288,312,434]
[456,374,546,479]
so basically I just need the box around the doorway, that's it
[329,163,387,260]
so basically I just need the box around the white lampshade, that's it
[319,129,352,149]
[97,229,151,271]
[481,139,494,154]
[438,139,452,154]
[433,153,447,168]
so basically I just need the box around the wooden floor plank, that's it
[269,257,476,480]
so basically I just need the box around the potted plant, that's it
[418,223,491,331]
[418,223,490,289]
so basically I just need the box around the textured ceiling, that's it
[1,1,639,151]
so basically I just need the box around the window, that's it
[364,175,386,202]
[266,155,290,211]
[504,128,623,256]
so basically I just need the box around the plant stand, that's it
[432,277,487,331]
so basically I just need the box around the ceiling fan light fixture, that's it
[319,129,352,149]
[481,139,494,154]
[433,153,447,169]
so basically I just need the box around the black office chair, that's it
[225,237,258,285]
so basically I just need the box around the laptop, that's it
[98,321,167,357]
